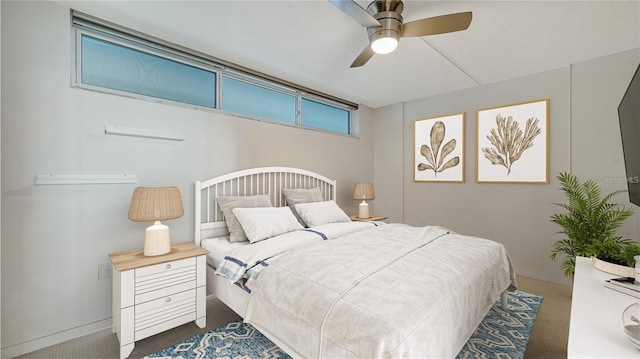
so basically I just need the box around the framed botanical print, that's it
[414,112,465,182]
[476,99,549,183]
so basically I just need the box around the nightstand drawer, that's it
[135,279,196,304]
[134,288,196,340]
[135,257,195,278]
[134,258,197,304]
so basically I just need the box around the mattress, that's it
[200,235,249,268]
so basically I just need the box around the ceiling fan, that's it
[329,0,472,67]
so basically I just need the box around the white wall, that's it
[373,49,640,287]
[373,103,403,223]
[570,52,640,241]
[0,1,374,357]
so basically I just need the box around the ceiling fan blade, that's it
[350,45,375,68]
[329,0,381,28]
[401,11,472,38]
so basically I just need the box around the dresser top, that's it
[109,241,209,271]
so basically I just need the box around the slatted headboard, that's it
[194,167,337,246]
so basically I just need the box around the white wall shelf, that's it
[35,174,138,185]
[105,125,185,141]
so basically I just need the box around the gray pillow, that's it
[283,187,323,226]
[216,194,273,242]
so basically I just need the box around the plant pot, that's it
[591,256,635,277]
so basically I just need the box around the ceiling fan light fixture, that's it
[371,36,398,54]
[369,28,400,55]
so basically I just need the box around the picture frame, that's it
[476,99,549,183]
[414,112,465,182]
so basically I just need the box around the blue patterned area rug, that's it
[145,290,542,359]
[456,290,542,359]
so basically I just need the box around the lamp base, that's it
[358,201,370,219]
[144,221,171,256]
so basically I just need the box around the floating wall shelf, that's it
[105,125,185,141]
[35,174,138,185]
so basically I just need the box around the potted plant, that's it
[550,172,638,277]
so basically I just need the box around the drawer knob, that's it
[165,264,171,270]
[165,297,172,303]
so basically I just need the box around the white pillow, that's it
[283,187,324,226]
[232,207,304,243]
[294,200,350,227]
[217,194,273,243]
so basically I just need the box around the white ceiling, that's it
[56,0,640,108]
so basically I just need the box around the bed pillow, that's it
[217,194,273,242]
[283,187,324,226]
[294,200,350,227]
[232,207,304,243]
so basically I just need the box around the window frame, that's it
[71,10,355,136]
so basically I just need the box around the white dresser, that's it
[568,256,639,358]
[109,242,209,359]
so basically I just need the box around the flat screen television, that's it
[618,62,640,207]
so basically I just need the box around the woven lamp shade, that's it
[128,187,184,222]
[128,186,184,256]
[353,183,375,201]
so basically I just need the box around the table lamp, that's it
[128,186,184,256]
[353,183,375,219]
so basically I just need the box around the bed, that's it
[195,167,516,358]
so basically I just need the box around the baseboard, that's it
[1,318,112,359]
[516,267,572,287]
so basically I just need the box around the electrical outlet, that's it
[98,263,112,280]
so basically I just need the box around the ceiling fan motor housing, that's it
[367,11,403,44]
[366,0,404,45]
[366,0,404,15]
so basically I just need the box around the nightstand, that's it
[349,215,388,222]
[109,242,209,359]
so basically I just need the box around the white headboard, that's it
[195,167,337,245]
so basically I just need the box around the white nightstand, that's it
[109,242,209,359]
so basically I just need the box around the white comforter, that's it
[243,223,516,359]
[215,221,384,291]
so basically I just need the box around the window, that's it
[221,76,296,125]
[301,99,351,134]
[72,11,356,135]
[80,35,216,108]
